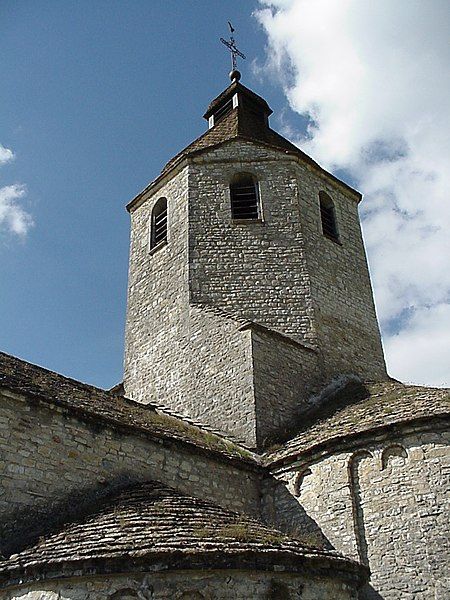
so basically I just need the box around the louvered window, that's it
[319,191,339,241]
[150,197,168,250]
[230,173,260,220]
[214,98,233,123]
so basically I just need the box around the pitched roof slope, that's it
[0,351,256,464]
[0,481,366,586]
[265,380,450,466]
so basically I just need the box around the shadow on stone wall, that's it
[261,476,333,550]
[263,379,371,450]
[0,473,137,558]
[359,583,384,600]
[262,476,385,599]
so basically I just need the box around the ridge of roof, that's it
[0,481,367,587]
[265,379,450,467]
[0,351,258,467]
[166,107,361,193]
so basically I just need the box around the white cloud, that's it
[0,144,33,238]
[255,0,450,387]
[384,303,450,387]
[0,144,15,165]
[0,184,33,237]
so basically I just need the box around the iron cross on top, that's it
[220,22,246,72]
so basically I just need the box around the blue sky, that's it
[0,1,288,388]
[2,1,449,388]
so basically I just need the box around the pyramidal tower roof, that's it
[128,74,360,211]
[161,76,312,176]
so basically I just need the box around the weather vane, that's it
[220,22,246,78]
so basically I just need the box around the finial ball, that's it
[229,69,241,82]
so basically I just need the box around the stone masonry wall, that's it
[189,139,386,383]
[189,142,316,346]
[1,570,360,600]
[124,138,386,447]
[0,390,260,555]
[124,166,190,407]
[294,161,387,381]
[123,166,258,446]
[251,328,321,447]
[265,426,450,600]
[186,306,256,445]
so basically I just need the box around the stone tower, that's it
[123,74,387,449]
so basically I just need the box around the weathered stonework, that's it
[123,166,190,413]
[1,78,448,600]
[124,135,386,447]
[188,147,316,344]
[265,424,450,600]
[0,570,360,600]
[0,389,260,556]
[251,326,319,447]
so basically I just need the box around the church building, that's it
[0,64,449,600]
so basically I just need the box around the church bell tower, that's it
[123,67,387,450]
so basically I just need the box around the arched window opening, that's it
[381,445,407,470]
[151,197,168,250]
[319,191,339,240]
[230,173,260,220]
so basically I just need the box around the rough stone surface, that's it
[265,426,450,600]
[124,131,386,447]
[188,145,317,344]
[251,327,319,447]
[0,390,260,557]
[264,379,450,464]
[0,482,364,599]
[1,79,449,600]
[0,571,360,600]
[0,352,255,460]
[0,481,359,580]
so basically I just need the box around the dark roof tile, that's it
[265,380,450,466]
[127,82,361,211]
[0,481,365,585]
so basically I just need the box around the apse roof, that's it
[264,379,450,467]
[0,481,366,587]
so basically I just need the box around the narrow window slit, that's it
[319,191,339,241]
[230,173,260,220]
[150,197,168,250]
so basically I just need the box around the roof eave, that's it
[126,158,190,213]
[0,384,261,470]
[0,548,368,590]
[266,413,450,471]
